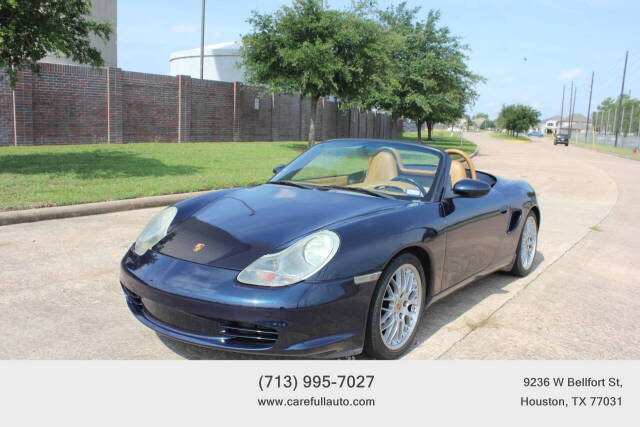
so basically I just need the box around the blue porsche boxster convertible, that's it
[120,139,539,359]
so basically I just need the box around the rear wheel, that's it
[510,212,538,276]
[364,253,426,359]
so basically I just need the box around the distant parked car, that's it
[527,131,544,137]
[554,133,569,146]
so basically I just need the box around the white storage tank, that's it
[42,0,117,67]
[169,41,245,82]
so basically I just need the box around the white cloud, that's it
[557,67,582,81]
[170,24,197,34]
[502,76,516,84]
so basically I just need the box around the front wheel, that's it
[510,212,538,276]
[364,253,426,359]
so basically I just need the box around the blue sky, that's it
[118,0,640,120]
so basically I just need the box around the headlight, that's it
[237,230,340,287]
[133,207,178,256]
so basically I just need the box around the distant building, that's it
[170,41,245,82]
[542,113,588,134]
[41,0,117,67]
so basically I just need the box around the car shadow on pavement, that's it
[157,251,545,360]
[405,250,546,359]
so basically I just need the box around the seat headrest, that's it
[364,151,398,184]
[449,160,467,186]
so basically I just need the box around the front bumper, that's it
[120,250,377,358]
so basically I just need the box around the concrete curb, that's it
[0,191,211,227]
[470,147,480,158]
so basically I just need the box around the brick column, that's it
[106,67,123,143]
[177,75,192,143]
[299,95,304,141]
[270,93,277,141]
[13,70,34,145]
[232,81,240,142]
[319,97,325,141]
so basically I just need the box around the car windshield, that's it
[270,140,443,200]
[558,134,568,137]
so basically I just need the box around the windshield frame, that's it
[269,139,447,202]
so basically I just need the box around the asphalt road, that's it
[0,132,637,359]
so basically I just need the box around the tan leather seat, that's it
[363,151,398,185]
[449,160,467,187]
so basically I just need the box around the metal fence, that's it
[574,131,640,149]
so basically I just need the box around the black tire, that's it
[510,211,538,277]
[363,253,426,359]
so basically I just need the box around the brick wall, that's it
[0,64,401,146]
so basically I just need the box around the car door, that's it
[440,185,509,289]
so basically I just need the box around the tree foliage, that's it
[372,3,483,141]
[240,0,388,146]
[480,119,495,130]
[0,0,113,89]
[495,104,540,137]
[472,112,489,120]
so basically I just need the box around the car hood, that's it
[155,184,406,270]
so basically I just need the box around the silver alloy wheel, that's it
[520,216,537,270]
[379,264,422,350]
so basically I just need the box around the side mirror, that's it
[273,164,286,174]
[453,179,491,198]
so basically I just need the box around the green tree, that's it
[373,4,483,142]
[496,104,540,137]
[465,114,473,127]
[0,0,113,89]
[593,95,640,136]
[473,112,489,120]
[480,119,495,130]
[240,0,388,146]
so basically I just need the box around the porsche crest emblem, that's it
[192,243,206,253]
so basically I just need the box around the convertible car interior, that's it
[291,145,494,198]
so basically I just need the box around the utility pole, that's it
[574,88,578,140]
[200,0,206,79]
[567,82,574,139]
[559,85,565,135]
[585,71,594,139]
[614,50,629,147]
[568,81,574,137]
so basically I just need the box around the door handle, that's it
[500,205,509,214]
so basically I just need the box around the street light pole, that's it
[614,50,629,147]
[585,71,594,139]
[559,84,565,135]
[200,0,206,80]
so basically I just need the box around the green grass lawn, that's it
[1,133,478,211]
[398,129,477,153]
[0,141,305,211]
[572,141,640,161]
[490,132,530,142]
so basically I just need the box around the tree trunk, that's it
[308,96,319,147]
[427,121,433,141]
[416,120,423,142]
